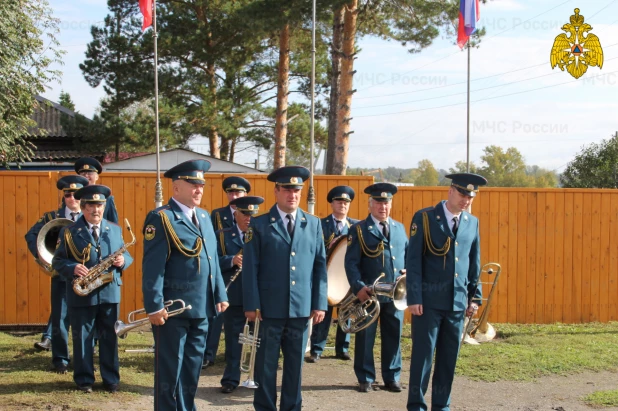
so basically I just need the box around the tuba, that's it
[337,272,407,333]
[461,262,502,344]
[238,317,260,389]
[73,218,136,296]
[36,218,73,276]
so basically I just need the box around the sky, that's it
[43,0,618,174]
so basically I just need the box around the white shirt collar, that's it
[172,197,196,222]
[64,207,80,220]
[276,205,298,223]
[370,214,389,227]
[229,205,236,222]
[441,201,461,229]
[85,220,100,231]
[236,224,245,238]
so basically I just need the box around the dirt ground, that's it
[115,352,618,411]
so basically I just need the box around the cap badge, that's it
[231,184,237,189]
[467,184,475,190]
[92,194,100,200]
[248,204,255,210]
[84,164,90,169]
[290,177,299,184]
[69,183,77,189]
[196,171,204,179]
[342,193,349,199]
[381,192,388,198]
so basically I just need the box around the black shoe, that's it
[336,352,351,361]
[103,383,119,393]
[34,337,51,351]
[358,382,373,393]
[305,353,320,363]
[201,360,214,369]
[384,381,402,392]
[53,364,68,374]
[220,383,235,394]
[77,385,93,393]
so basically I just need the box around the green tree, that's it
[80,0,154,160]
[58,91,76,111]
[561,133,618,188]
[479,145,530,187]
[414,159,439,186]
[0,0,64,165]
[527,165,558,188]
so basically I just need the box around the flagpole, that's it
[153,0,163,207]
[466,42,470,173]
[307,0,316,215]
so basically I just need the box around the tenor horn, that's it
[115,299,192,339]
[461,262,502,344]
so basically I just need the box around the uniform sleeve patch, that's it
[410,223,418,237]
[145,225,156,241]
[347,234,353,247]
[245,227,253,243]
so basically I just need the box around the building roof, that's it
[104,148,265,174]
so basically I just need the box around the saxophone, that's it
[73,218,136,297]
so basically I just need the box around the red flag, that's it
[139,0,153,31]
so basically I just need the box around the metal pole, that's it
[305,0,317,354]
[153,0,163,207]
[307,0,316,215]
[466,42,471,173]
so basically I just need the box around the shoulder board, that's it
[155,205,171,215]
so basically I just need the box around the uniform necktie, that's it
[380,221,389,238]
[70,212,79,221]
[242,231,246,243]
[334,219,342,235]
[286,214,294,238]
[452,216,459,235]
[192,210,199,228]
[92,225,99,242]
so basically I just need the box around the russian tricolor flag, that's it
[457,0,480,49]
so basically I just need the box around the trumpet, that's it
[225,266,242,291]
[115,299,192,339]
[238,317,260,389]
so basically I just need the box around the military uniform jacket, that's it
[406,201,482,311]
[242,205,328,318]
[52,216,133,307]
[211,206,234,231]
[345,215,408,304]
[142,199,227,319]
[217,227,244,307]
[321,215,359,250]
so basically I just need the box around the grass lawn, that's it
[1,322,618,409]
[584,389,618,407]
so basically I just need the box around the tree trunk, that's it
[325,6,345,175]
[273,23,290,170]
[333,0,357,175]
[206,60,220,158]
[229,138,236,163]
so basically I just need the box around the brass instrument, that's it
[461,262,502,344]
[337,272,407,333]
[238,317,260,389]
[73,218,136,297]
[115,299,192,339]
[36,218,73,276]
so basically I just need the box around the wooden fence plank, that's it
[598,193,610,322]
[573,192,584,322]
[581,194,592,322]
[553,192,565,323]
[497,191,509,323]
[609,194,618,321]
[3,176,17,324]
[517,192,528,324]
[562,193,574,323]
[535,193,545,323]
[507,191,518,323]
[544,192,555,323]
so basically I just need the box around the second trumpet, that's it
[115,299,192,339]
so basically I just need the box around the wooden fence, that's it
[1,170,617,325]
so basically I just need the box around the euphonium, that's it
[73,218,136,297]
[337,272,407,333]
[36,218,73,276]
[115,299,192,339]
[238,317,260,389]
